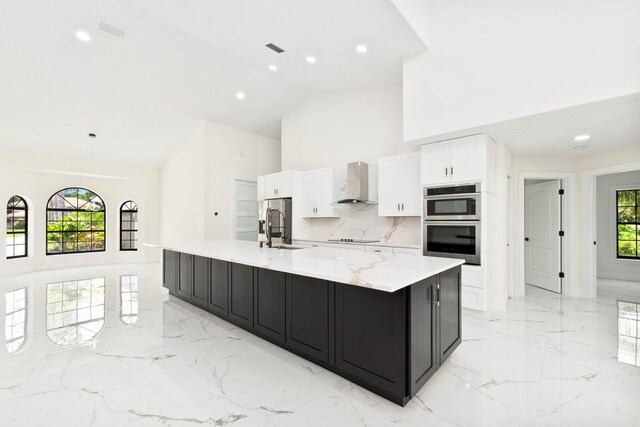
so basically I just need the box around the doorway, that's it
[518,172,575,297]
[524,179,564,293]
[234,179,258,242]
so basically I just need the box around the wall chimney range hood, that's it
[334,161,376,204]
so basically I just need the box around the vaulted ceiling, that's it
[0,0,425,166]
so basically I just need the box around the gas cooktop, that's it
[328,238,381,243]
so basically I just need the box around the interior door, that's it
[525,180,562,293]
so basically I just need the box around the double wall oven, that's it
[423,182,481,265]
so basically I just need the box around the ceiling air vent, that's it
[265,43,285,53]
[99,20,125,38]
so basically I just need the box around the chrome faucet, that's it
[267,208,286,248]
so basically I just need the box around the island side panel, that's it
[228,263,254,328]
[254,268,287,343]
[439,266,462,363]
[162,250,179,296]
[409,275,439,397]
[208,259,229,317]
[334,283,407,403]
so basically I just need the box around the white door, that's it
[449,136,484,183]
[378,155,403,216]
[301,170,317,217]
[420,142,450,185]
[402,152,422,216]
[525,180,562,293]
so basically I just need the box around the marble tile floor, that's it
[0,264,639,426]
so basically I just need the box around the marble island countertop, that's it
[154,240,464,293]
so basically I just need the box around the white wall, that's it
[161,120,280,243]
[0,148,161,277]
[282,85,412,170]
[597,171,640,281]
[281,85,421,246]
[403,0,640,142]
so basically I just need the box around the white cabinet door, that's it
[314,168,336,217]
[420,142,450,186]
[301,171,317,217]
[402,152,421,216]
[378,155,403,217]
[449,136,485,183]
[393,247,421,255]
[264,174,279,199]
[277,171,293,198]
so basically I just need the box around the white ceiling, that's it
[0,0,425,166]
[415,93,640,157]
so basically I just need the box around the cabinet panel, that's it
[378,155,403,217]
[286,275,330,363]
[264,174,279,199]
[229,263,254,328]
[438,267,462,362]
[365,246,393,254]
[163,250,179,294]
[209,259,229,317]
[410,276,438,396]
[450,137,484,183]
[403,152,422,216]
[177,253,193,299]
[277,171,293,198]
[192,256,209,308]
[301,171,317,217]
[421,142,450,186]
[393,247,421,255]
[335,284,406,398]
[254,269,286,343]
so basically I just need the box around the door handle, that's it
[525,237,530,242]
[431,283,440,306]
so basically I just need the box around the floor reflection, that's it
[120,275,138,325]
[618,300,640,367]
[46,277,106,347]
[5,287,27,353]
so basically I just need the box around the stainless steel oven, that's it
[423,182,481,221]
[423,221,481,265]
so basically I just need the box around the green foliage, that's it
[618,224,637,241]
[46,211,105,253]
[618,190,637,207]
[618,241,637,257]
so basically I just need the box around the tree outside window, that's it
[617,189,640,260]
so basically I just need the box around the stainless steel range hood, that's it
[333,161,376,204]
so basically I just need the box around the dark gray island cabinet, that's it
[162,249,462,406]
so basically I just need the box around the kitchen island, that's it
[159,240,464,406]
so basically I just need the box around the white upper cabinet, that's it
[264,171,295,199]
[301,167,342,218]
[378,152,421,217]
[421,134,492,187]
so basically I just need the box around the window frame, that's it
[119,201,138,251]
[45,187,106,256]
[616,188,640,261]
[6,195,28,259]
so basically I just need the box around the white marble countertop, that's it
[153,240,464,293]
[293,238,422,250]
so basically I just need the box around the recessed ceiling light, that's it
[76,30,91,42]
[268,64,278,72]
[356,45,368,53]
[574,134,590,142]
[306,56,316,64]
[236,92,245,100]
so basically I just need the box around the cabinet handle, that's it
[401,203,404,211]
[445,167,448,176]
[450,167,453,175]
[397,203,400,211]
[431,283,440,306]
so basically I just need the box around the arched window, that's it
[120,201,138,251]
[46,188,105,255]
[6,196,28,259]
